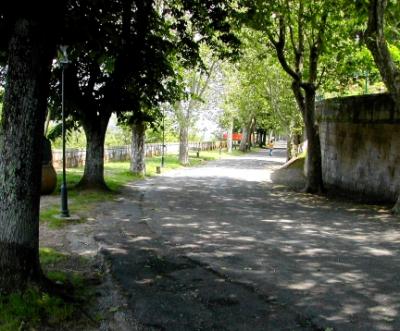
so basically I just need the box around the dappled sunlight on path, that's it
[96,148,400,330]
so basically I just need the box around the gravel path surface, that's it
[93,149,400,331]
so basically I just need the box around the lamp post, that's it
[355,70,369,95]
[364,70,369,94]
[60,46,70,217]
[161,107,165,167]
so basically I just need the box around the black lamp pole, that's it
[60,46,70,218]
[161,107,165,167]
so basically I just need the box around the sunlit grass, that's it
[31,148,254,328]
[41,149,250,228]
[0,248,89,331]
[0,289,75,331]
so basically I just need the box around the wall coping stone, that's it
[316,93,399,124]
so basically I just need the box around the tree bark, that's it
[179,123,189,165]
[130,120,147,175]
[248,119,255,148]
[365,0,400,212]
[287,130,302,161]
[227,119,233,153]
[303,87,323,193]
[0,18,54,292]
[239,126,248,152]
[366,0,400,106]
[77,111,111,190]
[292,82,323,193]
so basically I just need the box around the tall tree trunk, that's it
[179,123,189,165]
[77,111,111,190]
[287,132,301,161]
[292,82,323,193]
[287,121,303,161]
[130,120,146,175]
[366,0,400,212]
[366,0,400,106]
[0,18,54,292]
[248,119,255,149]
[227,119,233,153]
[239,126,248,152]
[303,88,323,193]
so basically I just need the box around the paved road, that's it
[95,149,400,331]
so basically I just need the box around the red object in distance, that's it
[223,133,242,141]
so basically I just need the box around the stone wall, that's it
[316,93,400,202]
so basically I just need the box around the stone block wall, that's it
[316,93,400,202]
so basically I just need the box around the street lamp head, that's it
[59,45,71,65]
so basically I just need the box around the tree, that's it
[365,0,400,212]
[130,120,147,176]
[173,57,216,165]
[243,0,347,193]
[221,29,302,155]
[52,0,167,190]
[121,108,159,176]
[219,101,237,153]
[0,0,239,292]
[0,3,65,292]
[365,0,400,104]
[58,0,240,186]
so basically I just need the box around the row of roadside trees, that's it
[0,0,239,293]
[223,0,400,200]
[1,0,400,295]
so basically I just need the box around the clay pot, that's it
[41,163,57,195]
[41,137,57,195]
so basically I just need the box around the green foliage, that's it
[146,114,180,143]
[241,0,359,95]
[105,125,131,147]
[222,28,302,135]
[317,0,400,97]
[0,247,93,330]
[48,0,240,135]
[171,45,218,139]
[51,124,131,149]
[46,119,81,144]
[39,247,68,265]
[0,289,74,331]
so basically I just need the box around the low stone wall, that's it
[316,93,400,202]
[53,141,225,169]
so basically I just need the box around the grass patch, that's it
[188,148,247,161]
[0,248,92,331]
[0,289,75,331]
[39,247,68,265]
[291,156,305,169]
[39,248,89,292]
[41,150,250,227]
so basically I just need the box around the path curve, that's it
[95,149,400,331]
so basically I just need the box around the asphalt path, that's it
[95,149,400,331]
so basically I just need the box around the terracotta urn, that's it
[41,137,57,195]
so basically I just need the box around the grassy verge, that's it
[21,148,250,329]
[41,151,243,228]
[0,248,95,331]
[189,148,246,160]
